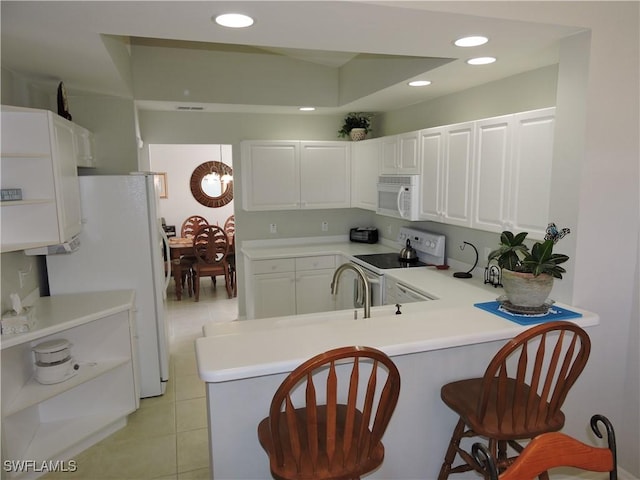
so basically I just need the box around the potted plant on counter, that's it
[488,228,570,309]
[338,112,373,141]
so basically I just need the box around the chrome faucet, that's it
[331,263,371,319]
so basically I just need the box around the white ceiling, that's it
[0,1,585,115]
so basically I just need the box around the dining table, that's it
[168,237,194,300]
[168,235,235,300]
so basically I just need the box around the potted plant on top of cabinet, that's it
[338,112,373,141]
[488,226,570,310]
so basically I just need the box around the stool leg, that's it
[438,417,466,480]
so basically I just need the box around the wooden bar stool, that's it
[472,414,617,480]
[257,346,401,480]
[437,321,591,480]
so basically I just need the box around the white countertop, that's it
[197,240,599,383]
[1,290,135,350]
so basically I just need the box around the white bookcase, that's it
[1,291,138,480]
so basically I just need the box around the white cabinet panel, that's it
[472,108,555,239]
[380,132,420,175]
[247,255,337,319]
[419,122,474,227]
[241,141,300,211]
[472,115,513,233]
[241,141,349,211]
[300,142,350,209]
[509,109,555,239]
[351,138,380,211]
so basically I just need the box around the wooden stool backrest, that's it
[266,346,400,477]
[477,321,591,432]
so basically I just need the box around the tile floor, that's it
[43,279,238,480]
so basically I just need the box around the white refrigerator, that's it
[46,173,171,398]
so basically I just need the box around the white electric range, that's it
[348,227,446,306]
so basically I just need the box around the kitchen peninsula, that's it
[196,240,599,479]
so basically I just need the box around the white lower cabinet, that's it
[1,292,137,479]
[248,255,337,319]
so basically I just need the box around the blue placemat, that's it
[474,301,582,325]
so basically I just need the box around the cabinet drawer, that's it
[252,258,295,274]
[295,255,336,271]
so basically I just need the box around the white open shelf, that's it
[3,358,131,417]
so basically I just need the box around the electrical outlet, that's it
[269,223,277,234]
[321,221,328,232]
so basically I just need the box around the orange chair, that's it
[258,346,401,480]
[191,225,233,301]
[437,321,591,480]
[472,414,617,480]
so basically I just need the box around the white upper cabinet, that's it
[472,108,555,239]
[351,138,381,211]
[1,106,82,253]
[73,124,96,168]
[380,132,420,175]
[471,114,514,233]
[241,140,350,211]
[300,142,350,209]
[419,122,475,227]
[241,141,300,211]
[508,108,555,239]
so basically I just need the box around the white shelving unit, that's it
[0,106,82,253]
[1,291,138,480]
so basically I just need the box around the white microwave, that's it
[376,175,420,220]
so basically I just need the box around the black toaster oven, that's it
[349,227,379,244]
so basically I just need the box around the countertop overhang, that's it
[196,240,599,383]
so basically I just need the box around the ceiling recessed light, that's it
[299,107,315,111]
[467,56,497,65]
[214,13,254,28]
[454,36,489,47]
[408,80,432,87]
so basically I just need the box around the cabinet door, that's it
[379,135,398,174]
[472,115,513,233]
[509,108,555,239]
[397,131,420,173]
[442,122,474,227]
[351,138,380,210]
[51,116,82,242]
[253,272,296,319]
[241,141,300,211]
[296,269,336,314]
[74,124,96,168]
[300,142,350,209]
[419,127,445,221]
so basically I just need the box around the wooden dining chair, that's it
[192,225,233,301]
[223,215,237,297]
[181,215,209,238]
[437,321,591,480]
[257,346,401,480]
[472,414,617,480]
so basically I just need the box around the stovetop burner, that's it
[353,253,427,270]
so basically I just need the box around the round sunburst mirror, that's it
[190,161,234,208]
